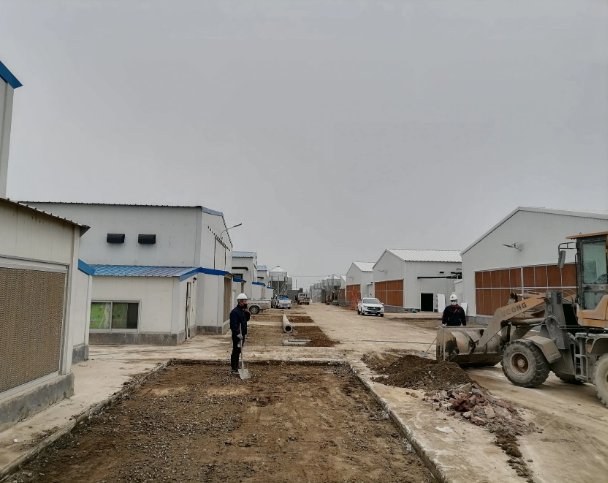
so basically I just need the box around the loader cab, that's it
[567,232,608,311]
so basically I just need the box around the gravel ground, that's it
[6,363,434,483]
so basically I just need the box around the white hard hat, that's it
[237,293,248,300]
[450,294,458,302]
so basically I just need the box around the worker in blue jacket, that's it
[230,293,250,375]
[442,294,466,326]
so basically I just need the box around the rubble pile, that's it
[423,382,540,482]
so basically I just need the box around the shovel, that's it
[419,336,437,358]
[239,339,250,380]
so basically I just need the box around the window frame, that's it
[89,300,141,332]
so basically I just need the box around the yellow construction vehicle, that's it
[437,231,608,407]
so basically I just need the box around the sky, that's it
[1,0,607,288]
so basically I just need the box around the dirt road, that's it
[6,363,433,483]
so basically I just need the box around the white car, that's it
[276,297,292,309]
[357,298,384,317]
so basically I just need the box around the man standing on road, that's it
[442,294,466,326]
[230,293,250,376]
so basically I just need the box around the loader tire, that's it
[502,340,550,388]
[556,373,583,385]
[593,353,608,408]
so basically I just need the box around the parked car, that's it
[248,299,271,315]
[357,297,384,316]
[276,296,292,309]
[297,293,310,305]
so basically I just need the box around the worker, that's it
[230,293,250,375]
[442,294,466,326]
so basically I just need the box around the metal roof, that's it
[461,206,608,255]
[257,265,268,271]
[91,265,199,281]
[0,60,22,89]
[386,249,462,263]
[2,198,90,235]
[232,251,256,258]
[353,261,375,272]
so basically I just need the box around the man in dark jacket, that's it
[230,293,250,375]
[442,294,466,326]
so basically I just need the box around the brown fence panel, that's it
[547,265,561,287]
[498,269,510,289]
[475,272,483,289]
[562,263,577,287]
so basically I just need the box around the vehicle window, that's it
[581,240,607,284]
[362,298,381,304]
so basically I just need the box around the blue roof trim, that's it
[233,277,245,283]
[91,265,199,278]
[199,267,228,276]
[179,268,200,282]
[267,286,274,290]
[252,281,265,286]
[78,259,95,276]
[0,60,22,89]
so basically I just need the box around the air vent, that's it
[107,233,125,244]
[138,234,156,245]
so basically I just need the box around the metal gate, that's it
[0,266,66,394]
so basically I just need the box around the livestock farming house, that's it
[23,203,237,343]
[373,249,462,312]
[345,261,375,304]
[0,61,94,426]
[461,206,608,322]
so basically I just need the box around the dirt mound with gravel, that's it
[364,354,471,391]
[287,315,314,323]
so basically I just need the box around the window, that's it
[581,240,607,284]
[107,233,125,244]
[90,302,139,330]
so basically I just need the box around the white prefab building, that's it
[345,261,375,303]
[373,250,462,312]
[231,251,258,299]
[0,198,90,428]
[461,207,608,321]
[88,266,199,345]
[23,203,235,339]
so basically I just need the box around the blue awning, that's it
[91,265,199,281]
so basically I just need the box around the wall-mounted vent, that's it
[138,234,157,245]
[107,233,125,244]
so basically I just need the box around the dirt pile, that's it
[423,383,538,482]
[364,354,471,391]
[294,326,337,347]
[288,315,314,323]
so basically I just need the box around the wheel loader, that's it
[437,231,608,407]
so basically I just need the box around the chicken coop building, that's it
[345,261,375,304]
[373,249,462,312]
[461,207,608,322]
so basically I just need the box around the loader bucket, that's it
[436,327,502,366]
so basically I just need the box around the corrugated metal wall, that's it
[0,267,66,394]
[475,263,577,315]
[375,279,403,306]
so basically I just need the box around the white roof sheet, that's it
[353,261,375,272]
[461,206,608,255]
[387,249,462,263]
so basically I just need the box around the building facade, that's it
[345,261,375,304]
[24,203,236,339]
[373,249,462,312]
[461,207,608,321]
[231,251,258,299]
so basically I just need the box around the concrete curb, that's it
[350,366,451,483]
[0,363,168,483]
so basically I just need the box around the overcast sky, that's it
[1,0,607,287]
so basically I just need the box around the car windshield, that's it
[362,298,381,304]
